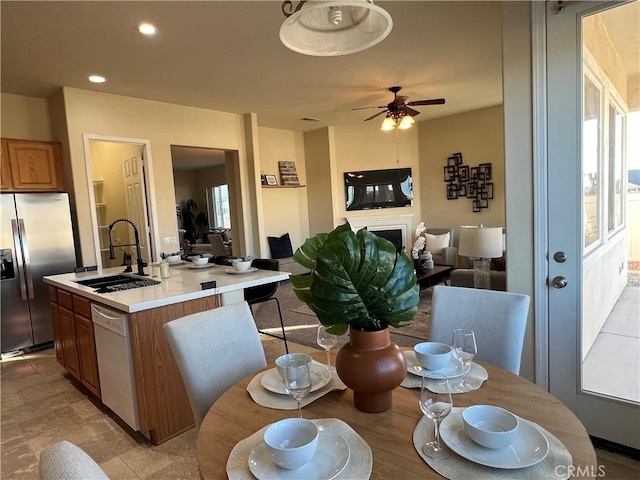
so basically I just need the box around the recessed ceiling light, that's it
[138,22,157,36]
[88,75,106,84]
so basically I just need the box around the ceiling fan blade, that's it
[405,107,421,117]
[364,110,388,121]
[407,98,446,106]
[351,105,386,111]
[393,95,408,104]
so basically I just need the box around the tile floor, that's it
[2,335,639,479]
[583,283,640,402]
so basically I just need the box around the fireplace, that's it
[372,229,403,252]
[345,213,414,253]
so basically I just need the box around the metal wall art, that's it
[443,152,494,212]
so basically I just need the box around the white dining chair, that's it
[163,301,267,428]
[429,286,531,374]
[39,440,109,480]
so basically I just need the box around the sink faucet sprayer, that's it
[108,218,147,276]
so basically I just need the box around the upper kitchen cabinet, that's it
[1,138,65,192]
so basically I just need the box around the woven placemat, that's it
[401,352,488,393]
[226,418,372,480]
[247,368,347,410]
[412,408,573,479]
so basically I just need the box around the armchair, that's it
[424,228,458,267]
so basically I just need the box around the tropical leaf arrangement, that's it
[291,222,419,335]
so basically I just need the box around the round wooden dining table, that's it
[196,350,597,479]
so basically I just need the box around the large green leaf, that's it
[291,222,419,333]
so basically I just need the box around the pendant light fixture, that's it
[280,0,393,56]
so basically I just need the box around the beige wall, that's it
[59,87,250,265]
[173,170,201,210]
[257,126,309,254]
[1,93,54,141]
[417,105,505,246]
[303,127,337,235]
[502,1,535,381]
[334,123,422,229]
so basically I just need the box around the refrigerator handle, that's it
[11,219,28,300]
[18,219,35,300]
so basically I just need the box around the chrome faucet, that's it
[108,218,147,276]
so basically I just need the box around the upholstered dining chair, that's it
[429,286,530,374]
[244,258,289,353]
[163,301,267,428]
[39,440,109,480]
[206,233,232,257]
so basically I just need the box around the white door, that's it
[547,0,639,449]
[122,150,152,263]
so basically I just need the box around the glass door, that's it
[547,0,639,448]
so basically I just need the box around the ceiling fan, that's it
[353,86,446,124]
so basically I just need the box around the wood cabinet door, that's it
[75,313,101,398]
[59,307,80,379]
[50,302,64,365]
[7,140,64,191]
[1,140,13,190]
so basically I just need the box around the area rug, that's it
[252,280,432,350]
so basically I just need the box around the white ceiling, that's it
[1,1,636,137]
[1,1,505,133]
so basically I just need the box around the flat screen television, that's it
[344,168,413,211]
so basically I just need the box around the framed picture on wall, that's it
[265,174,278,186]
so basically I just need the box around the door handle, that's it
[18,219,34,299]
[11,219,27,300]
[552,276,568,289]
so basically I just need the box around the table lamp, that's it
[458,226,503,289]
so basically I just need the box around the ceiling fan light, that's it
[280,0,393,56]
[380,116,396,131]
[398,115,415,130]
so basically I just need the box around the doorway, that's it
[83,135,159,269]
[170,145,239,254]
[546,0,639,449]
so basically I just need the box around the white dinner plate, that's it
[225,267,258,274]
[404,350,466,379]
[261,362,332,395]
[440,408,549,469]
[188,263,215,269]
[248,426,349,480]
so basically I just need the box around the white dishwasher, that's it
[91,304,141,431]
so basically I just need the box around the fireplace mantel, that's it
[344,213,414,251]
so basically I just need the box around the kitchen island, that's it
[44,264,289,444]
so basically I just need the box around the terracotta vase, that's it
[335,327,407,413]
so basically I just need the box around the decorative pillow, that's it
[425,232,450,255]
[268,233,294,259]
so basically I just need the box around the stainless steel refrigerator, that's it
[1,193,77,354]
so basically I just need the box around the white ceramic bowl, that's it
[166,255,181,264]
[462,405,519,449]
[264,418,319,470]
[275,353,313,381]
[193,257,209,266]
[414,341,452,371]
[233,260,253,272]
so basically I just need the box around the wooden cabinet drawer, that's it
[57,289,73,310]
[72,295,91,318]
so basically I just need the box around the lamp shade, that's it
[458,226,503,259]
[280,0,393,56]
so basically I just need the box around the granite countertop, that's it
[44,264,290,313]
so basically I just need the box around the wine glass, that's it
[419,373,452,458]
[283,358,312,418]
[451,329,477,390]
[316,325,338,372]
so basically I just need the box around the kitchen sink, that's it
[75,274,160,293]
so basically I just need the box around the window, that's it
[206,184,231,229]
[607,103,624,231]
[583,74,601,248]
